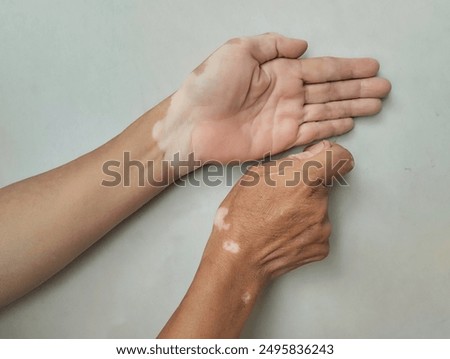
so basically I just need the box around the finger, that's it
[294,143,355,186]
[304,77,392,104]
[243,32,308,64]
[289,140,331,160]
[299,57,380,83]
[304,140,332,154]
[295,118,354,146]
[303,98,382,122]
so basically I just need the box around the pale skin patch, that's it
[150,92,196,161]
[151,96,172,143]
[223,240,240,254]
[241,292,251,304]
[193,37,241,76]
[214,207,231,231]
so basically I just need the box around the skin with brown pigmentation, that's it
[0,34,389,339]
[152,96,172,119]
[159,141,354,338]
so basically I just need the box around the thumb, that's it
[247,33,308,64]
[291,141,354,186]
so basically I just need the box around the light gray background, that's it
[0,0,449,338]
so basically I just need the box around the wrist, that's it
[151,93,198,163]
[159,240,266,338]
[114,95,202,188]
[200,238,268,303]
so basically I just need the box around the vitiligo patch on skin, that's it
[223,240,240,254]
[241,292,251,304]
[151,92,195,161]
[214,207,230,231]
[151,50,233,161]
[151,59,217,161]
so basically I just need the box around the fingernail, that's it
[322,140,332,148]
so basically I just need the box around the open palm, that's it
[177,33,391,163]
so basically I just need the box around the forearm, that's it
[0,97,178,307]
[158,245,265,338]
[158,140,355,338]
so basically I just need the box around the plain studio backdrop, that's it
[0,0,449,338]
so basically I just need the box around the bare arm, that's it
[159,141,354,338]
[0,99,175,306]
[0,33,390,308]
[158,253,263,338]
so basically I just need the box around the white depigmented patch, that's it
[223,240,240,254]
[151,70,219,161]
[214,207,230,231]
[151,91,197,161]
[152,120,163,141]
[241,292,251,304]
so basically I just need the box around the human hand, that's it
[158,140,354,338]
[202,140,354,286]
[152,33,390,163]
